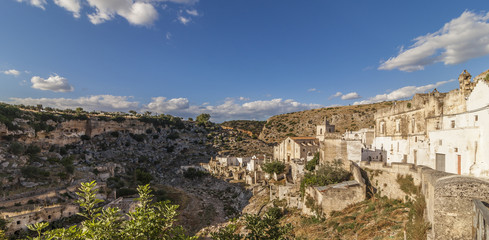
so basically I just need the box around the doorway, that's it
[436,153,445,171]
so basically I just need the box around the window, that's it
[475,115,479,121]
[397,142,399,152]
[380,122,385,134]
[17,221,21,225]
[411,118,415,133]
[454,147,458,152]
[451,120,455,128]
[415,137,417,142]
[439,139,443,145]
[396,119,400,133]
[320,128,323,134]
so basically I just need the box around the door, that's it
[413,150,417,165]
[436,153,445,172]
[457,155,461,175]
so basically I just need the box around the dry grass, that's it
[288,195,410,240]
[259,101,399,143]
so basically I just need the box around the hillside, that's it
[259,101,399,143]
[220,120,266,137]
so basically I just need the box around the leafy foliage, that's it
[305,152,320,171]
[183,168,209,180]
[300,160,351,197]
[27,181,196,240]
[21,166,50,179]
[262,161,286,175]
[196,113,211,126]
[211,207,293,240]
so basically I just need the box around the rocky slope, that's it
[0,105,270,235]
[259,101,397,143]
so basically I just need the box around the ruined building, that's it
[371,69,489,177]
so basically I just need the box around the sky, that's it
[1,0,489,122]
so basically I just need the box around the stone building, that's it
[369,69,489,177]
[342,128,374,148]
[315,119,335,141]
[273,137,319,163]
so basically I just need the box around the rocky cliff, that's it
[258,102,393,143]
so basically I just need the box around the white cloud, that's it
[329,91,343,99]
[31,75,74,92]
[341,92,361,100]
[353,79,454,105]
[3,69,21,76]
[158,0,199,4]
[239,97,250,101]
[186,9,198,16]
[14,0,200,26]
[145,97,190,112]
[178,15,190,25]
[308,88,318,92]
[86,0,158,26]
[379,11,489,71]
[166,32,172,40]
[9,95,139,112]
[143,97,322,122]
[53,0,81,18]
[15,0,47,10]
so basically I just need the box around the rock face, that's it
[258,102,385,143]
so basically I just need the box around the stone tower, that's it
[459,70,474,96]
[316,118,335,141]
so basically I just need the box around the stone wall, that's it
[320,139,363,164]
[2,204,78,234]
[302,161,366,216]
[360,161,489,239]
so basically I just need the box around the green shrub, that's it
[397,174,418,195]
[116,188,138,198]
[305,152,320,171]
[21,166,50,179]
[183,168,209,180]
[8,142,24,155]
[167,132,179,140]
[262,161,286,175]
[135,169,153,185]
[25,144,41,155]
[80,135,91,141]
[300,160,351,197]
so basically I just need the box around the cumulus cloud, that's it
[178,15,190,25]
[15,0,47,10]
[143,97,322,122]
[379,11,489,71]
[15,0,200,26]
[186,9,198,16]
[86,0,158,26]
[10,95,139,112]
[341,92,361,100]
[329,92,343,99]
[31,75,74,92]
[353,79,454,105]
[239,97,250,101]
[3,69,21,76]
[54,0,81,18]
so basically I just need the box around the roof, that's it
[290,137,317,140]
[315,180,360,193]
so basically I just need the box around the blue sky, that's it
[1,0,489,122]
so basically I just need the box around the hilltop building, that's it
[273,136,319,163]
[369,69,489,177]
